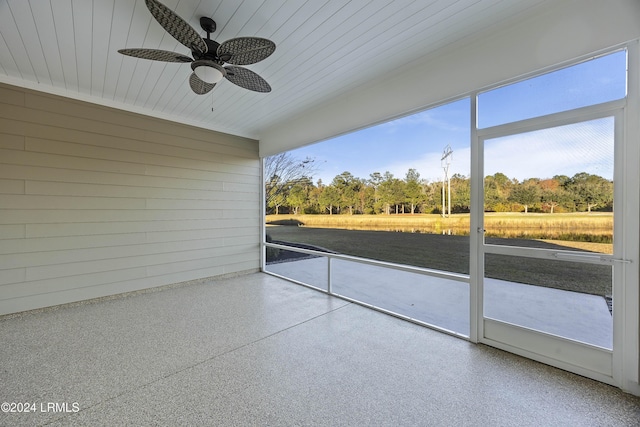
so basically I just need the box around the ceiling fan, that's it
[119,0,275,95]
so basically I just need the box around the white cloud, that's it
[380,147,471,183]
[379,118,613,182]
[484,119,613,180]
[380,110,467,134]
[308,117,614,185]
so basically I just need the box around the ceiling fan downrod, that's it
[196,17,227,63]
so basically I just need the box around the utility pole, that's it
[441,144,453,218]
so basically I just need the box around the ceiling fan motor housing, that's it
[193,39,222,62]
[193,17,230,63]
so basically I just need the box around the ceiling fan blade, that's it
[145,0,207,53]
[217,37,276,65]
[224,66,271,92]
[189,73,216,95]
[118,48,193,63]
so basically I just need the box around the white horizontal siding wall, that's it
[0,83,260,315]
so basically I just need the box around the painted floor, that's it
[0,273,637,426]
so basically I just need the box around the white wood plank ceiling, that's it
[0,0,546,140]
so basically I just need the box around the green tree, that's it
[539,178,572,213]
[360,184,377,214]
[319,185,341,215]
[306,179,325,214]
[332,171,361,214]
[268,190,286,215]
[568,172,613,213]
[450,173,471,212]
[354,178,371,214]
[379,172,405,214]
[369,172,384,213]
[484,172,513,212]
[264,152,318,213]
[510,178,540,213]
[404,169,424,214]
[286,177,314,214]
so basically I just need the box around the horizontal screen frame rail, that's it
[264,242,470,283]
[483,243,626,265]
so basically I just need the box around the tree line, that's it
[265,153,613,215]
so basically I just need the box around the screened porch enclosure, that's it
[262,46,637,390]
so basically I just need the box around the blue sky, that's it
[284,50,626,185]
[289,98,470,184]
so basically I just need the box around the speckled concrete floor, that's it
[1,273,638,426]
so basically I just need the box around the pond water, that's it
[301,224,612,243]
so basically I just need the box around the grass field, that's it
[266,212,612,237]
[265,220,613,296]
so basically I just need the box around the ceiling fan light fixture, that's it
[192,60,226,84]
